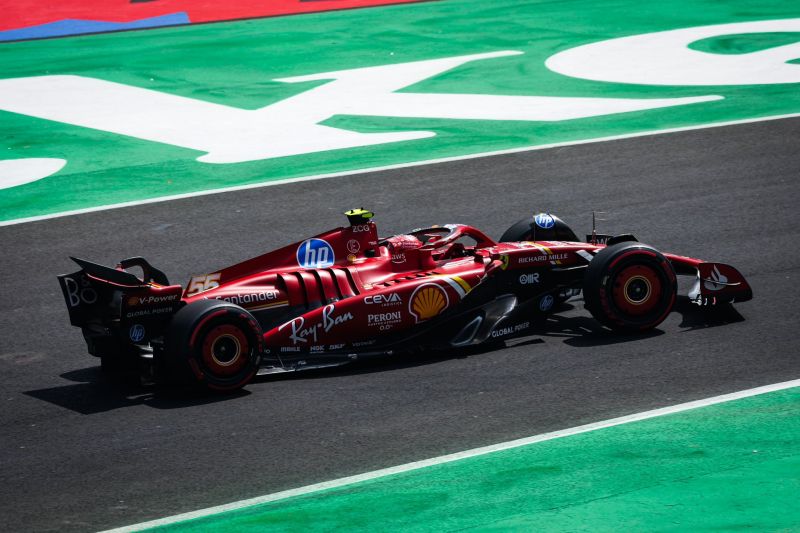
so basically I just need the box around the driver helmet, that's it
[385,234,423,251]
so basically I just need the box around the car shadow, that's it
[534,297,744,347]
[252,342,504,384]
[532,301,665,347]
[24,366,250,415]
[26,297,744,413]
[673,297,745,330]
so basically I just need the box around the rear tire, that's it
[583,242,677,332]
[164,300,262,392]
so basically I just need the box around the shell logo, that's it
[409,283,449,322]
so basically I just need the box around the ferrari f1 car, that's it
[58,209,752,392]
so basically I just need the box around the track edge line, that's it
[100,377,800,533]
[4,112,800,228]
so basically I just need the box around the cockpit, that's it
[380,224,497,262]
[343,208,497,269]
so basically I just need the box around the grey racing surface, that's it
[1,118,799,532]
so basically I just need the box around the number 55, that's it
[186,273,221,296]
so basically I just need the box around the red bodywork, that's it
[173,220,751,355]
[58,213,752,387]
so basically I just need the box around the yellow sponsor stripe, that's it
[451,275,473,294]
[434,275,468,298]
[532,242,561,265]
[246,300,289,311]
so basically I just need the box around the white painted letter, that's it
[546,18,800,86]
[0,52,720,163]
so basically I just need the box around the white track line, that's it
[4,112,800,228]
[102,377,800,533]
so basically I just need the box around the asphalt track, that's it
[1,117,799,532]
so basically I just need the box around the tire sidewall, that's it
[165,300,262,391]
[584,243,677,332]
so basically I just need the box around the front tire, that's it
[164,300,262,392]
[583,242,677,332]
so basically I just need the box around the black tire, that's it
[164,300,262,392]
[583,242,677,333]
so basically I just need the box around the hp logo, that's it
[297,238,335,268]
[534,213,555,229]
[129,324,146,342]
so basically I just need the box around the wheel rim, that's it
[611,264,663,315]
[624,275,651,304]
[201,324,249,377]
[211,334,240,366]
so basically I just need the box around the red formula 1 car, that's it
[58,209,752,391]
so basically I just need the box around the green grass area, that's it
[150,387,800,531]
[1,0,799,221]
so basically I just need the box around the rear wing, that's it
[57,257,182,342]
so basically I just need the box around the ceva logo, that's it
[0,18,796,168]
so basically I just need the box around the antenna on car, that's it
[590,211,607,245]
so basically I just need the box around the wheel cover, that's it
[201,324,249,377]
[611,264,663,315]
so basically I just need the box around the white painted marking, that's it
[0,158,66,190]
[1,111,798,228]
[547,18,800,86]
[0,52,719,163]
[437,275,467,298]
[102,378,800,532]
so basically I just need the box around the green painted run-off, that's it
[0,0,799,222]
[150,387,800,531]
